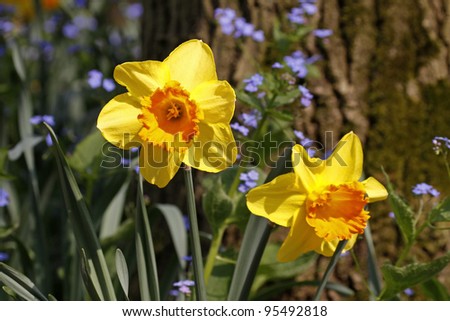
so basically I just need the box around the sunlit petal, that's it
[97,93,143,149]
[191,80,235,123]
[362,177,388,202]
[164,40,217,91]
[320,132,363,184]
[139,143,184,188]
[183,122,237,172]
[247,173,305,227]
[114,60,169,97]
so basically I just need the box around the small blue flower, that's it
[238,169,259,193]
[73,15,97,31]
[30,115,56,126]
[313,29,333,38]
[0,19,14,34]
[87,69,103,89]
[432,136,450,154]
[182,255,192,262]
[243,73,264,92]
[214,8,236,35]
[284,51,308,78]
[252,30,265,42]
[388,212,395,219]
[45,133,53,147]
[0,252,9,261]
[412,183,440,197]
[62,23,79,39]
[287,7,305,25]
[404,288,415,296]
[102,78,116,92]
[299,85,313,107]
[230,122,249,136]
[0,188,9,207]
[173,280,195,295]
[272,62,283,69]
[125,3,144,20]
[240,110,261,128]
[74,0,87,8]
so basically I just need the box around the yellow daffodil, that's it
[247,132,388,261]
[97,39,237,187]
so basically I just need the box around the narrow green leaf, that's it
[379,252,450,300]
[153,204,188,268]
[43,123,116,300]
[79,249,101,301]
[430,197,450,223]
[135,176,160,300]
[8,38,26,82]
[0,263,47,301]
[228,148,292,301]
[420,278,450,300]
[365,223,382,298]
[382,169,415,245]
[99,176,131,239]
[252,281,354,300]
[115,249,130,300]
[68,130,106,173]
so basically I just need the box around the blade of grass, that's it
[135,175,160,300]
[115,249,130,300]
[0,263,47,301]
[227,147,292,300]
[43,123,116,300]
[313,240,348,300]
[183,165,207,300]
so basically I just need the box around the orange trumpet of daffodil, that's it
[97,39,237,187]
[247,132,388,261]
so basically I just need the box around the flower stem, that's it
[313,240,348,301]
[183,165,207,301]
[204,226,226,285]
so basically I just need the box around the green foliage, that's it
[379,253,450,300]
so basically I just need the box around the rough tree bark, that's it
[141,0,450,298]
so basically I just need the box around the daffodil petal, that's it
[320,131,363,184]
[139,143,183,188]
[114,60,169,97]
[277,211,322,262]
[97,93,143,149]
[292,144,321,192]
[318,233,359,257]
[247,173,305,227]
[362,177,388,202]
[191,80,236,123]
[183,122,237,172]
[164,39,217,91]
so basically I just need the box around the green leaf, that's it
[202,176,234,235]
[382,169,415,245]
[153,204,188,269]
[135,176,160,301]
[99,176,131,239]
[379,252,450,300]
[115,249,130,300]
[236,90,263,110]
[251,244,317,295]
[270,90,301,108]
[228,148,293,300]
[0,148,12,179]
[206,253,235,300]
[43,123,116,300]
[252,281,354,300]
[420,278,450,300]
[430,197,450,223]
[0,263,47,301]
[68,130,106,173]
[267,109,294,122]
